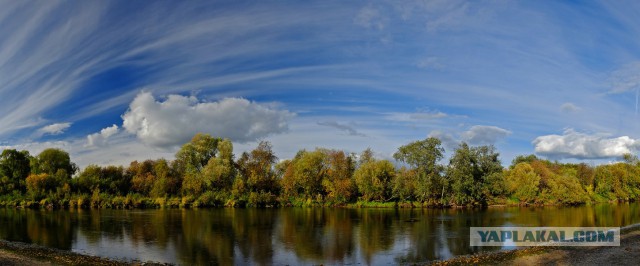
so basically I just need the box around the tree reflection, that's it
[0,204,638,265]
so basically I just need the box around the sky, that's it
[2,0,640,168]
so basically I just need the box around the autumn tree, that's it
[322,150,357,203]
[354,150,395,202]
[505,162,540,204]
[237,141,278,194]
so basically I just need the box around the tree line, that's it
[0,133,639,208]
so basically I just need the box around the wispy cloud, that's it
[317,121,366,137]
[38,122,71,136]
[560,102,581,113]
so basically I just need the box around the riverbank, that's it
[431,224,640,265]
[0,240,170,266]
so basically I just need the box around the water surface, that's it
[0,203,638,265]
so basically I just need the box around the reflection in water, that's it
[0,203,638,265]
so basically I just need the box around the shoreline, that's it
[430,223,640,265]
[0,225,637,265]
[0,239,170,266]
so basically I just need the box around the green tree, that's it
[175,133,221,173]
[393,137,444,202]
[0,149,32,192]
[202,139,235,192]
[447,143,503,205]
[32,148,77,180]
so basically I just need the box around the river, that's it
[0,203,638,265]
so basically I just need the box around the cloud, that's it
[533,129,640,159]
[461,125,511,145]
[428,130,458,150]
[38,122,71,136]
[416,57,444,70]
[317,121,366,137]
[86,124,119,147]
[354,5,387,30]
[384,110,449,122]
[609,62,640,94]
[560,102,581,113]
[121,92,294,148]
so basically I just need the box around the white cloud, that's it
[86,124,119,147]
[533,129,640,159]
[560,102,581,113]
[0,141,71,157]
[121,92,294,148]
[39,122,71,136]
[461,125,511,145]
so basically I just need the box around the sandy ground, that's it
[508,230,640,266]
[0,249,52,266]
[432,228,640,266]
[0,239,169,266]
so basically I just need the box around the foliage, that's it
[3,133,640,209]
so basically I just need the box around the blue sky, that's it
[2,0,640,168]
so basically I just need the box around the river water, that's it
[0,203,638,265]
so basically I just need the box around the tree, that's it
[393,137,444,202]
[129,160,156,195]
[505,162,540,203]
[237,141,278,194]
[202,139,235,192]
[32,148,77,180]
[354,152,395,202]
[447,143,504,205]
[0,149,32,192]
[322,150,357,203]
[175,133,221,173]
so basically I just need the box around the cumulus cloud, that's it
[461,125,511,145]
[317,121,366,137]
[39,122,71,136]
[560,102,581,113]
[533,129,640,159]
[121,92,294,148]
[86,124,119,147]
